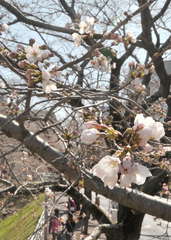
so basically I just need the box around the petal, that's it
[134,114,144,127]
[92,164,106,179]
[25,46,32,54]
[151,122,165,140]
[134,173,147,185]
[143,144,153,152]
[92,155,120,177]
[103,175,118,188]
[134,164,152,185]
[92,155,120,188]
[136,164,152,178]
[120,174,133,187]
[81,128,99,144]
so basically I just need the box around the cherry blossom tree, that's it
[0,0,171,239]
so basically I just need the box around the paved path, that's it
[29,192,105,240]
[29,191,171,240]
[96,193,171,240]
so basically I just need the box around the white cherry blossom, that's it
[42,70,57,94]
[86,16,95,25]
[131,78,146,92]
[25,43,51,63]
[133,114,165,146]
[25,43,42,63]
[81,128,100,144]
[92,153,151,188]
[41,49,51,60]
[92,155,120,188]
[79,17,95,34]
[39,63,57,94]
[91,54,111,72]
[120,161,152,187]
[0,23,8,32]
[72,33,82,46]
[126,32,136,44]
[143,143,153,152]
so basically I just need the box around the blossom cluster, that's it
[25,43,51,63]
[92,154,152,188]
[129,62,155,79]
[91,54,111,72]
[123,32,136,45]
[129,62,155,92]
[17,41,59,93]
[0,35,59,94]
[72,17,95,46]
[79,17,95,34]
[133,114,165,147]
[80,114,165,188]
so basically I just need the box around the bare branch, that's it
[0,0,75,35]
[59,0,77,21]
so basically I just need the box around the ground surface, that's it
[45,192,171,240]
[1,189,171,240]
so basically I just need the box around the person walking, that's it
[67,197,77,214]
[65,212,76,239]
[49,209,62,240]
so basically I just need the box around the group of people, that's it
[49,197,77,240]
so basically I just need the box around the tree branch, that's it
[0,114,171,222]
[59,0,77,21]
[153,0,171,23]
[0,0,75,35]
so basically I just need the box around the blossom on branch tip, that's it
[125,32,136,44]
[25,43,42,63]
[38,62,58,93]
[79,17,95,34]
[133,114,165,146]
[92,155,120,189]
[25,43,51,63]
[92,153,152,188]
[0,23,8,33]
[72,33,82,46]
[143,143,153,152]
[81,128,100,144]
[119,155,152,187]
[91,54,111,72]
[41,70,57,94]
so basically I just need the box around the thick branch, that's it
[59,0,77,21]
[153,0,171,23]
[1,114,171,221]
[51,184,111,224]
[0,0,75,35]
[138,0,170,97]
[85,224,124,240]
[0,114,77,180]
